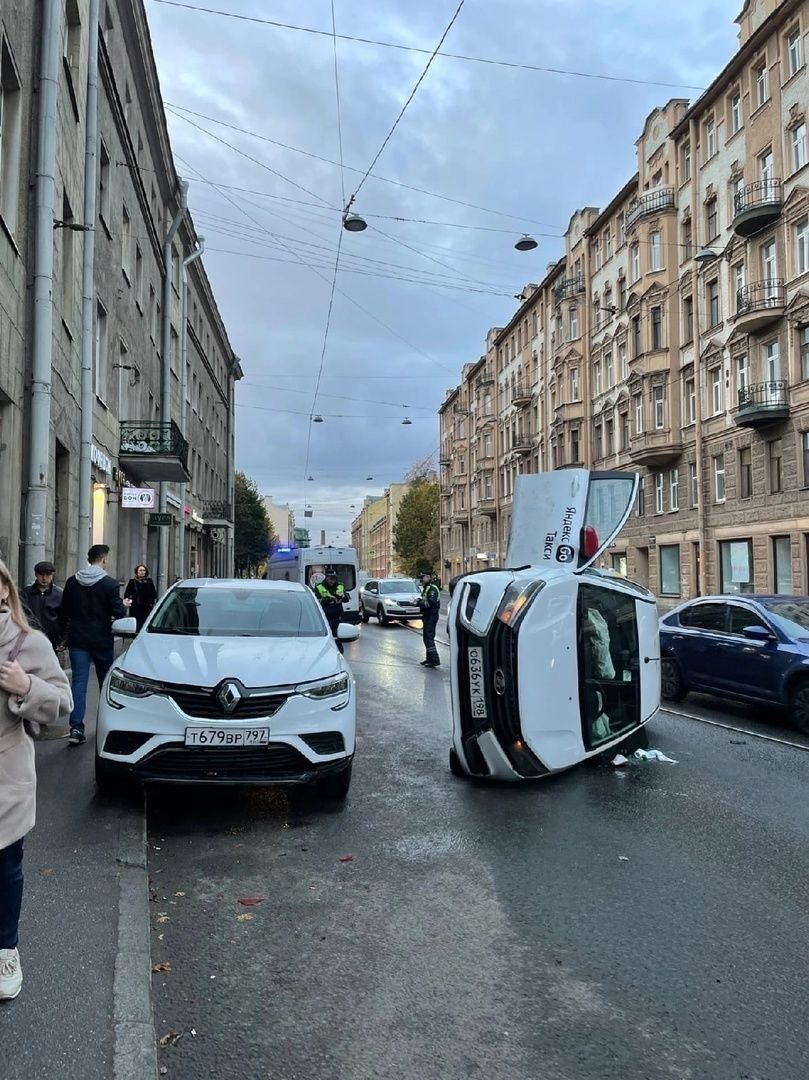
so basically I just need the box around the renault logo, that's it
[217,681,243,714]
[494,668,506,696]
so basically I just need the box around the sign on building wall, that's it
[121,487,156,509]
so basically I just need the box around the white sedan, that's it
[96,579,358,799]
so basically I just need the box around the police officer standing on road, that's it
[314,568,349,652]
[418,570,441,668]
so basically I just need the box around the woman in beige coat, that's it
[0,559,71,1002]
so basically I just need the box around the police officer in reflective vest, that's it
[314,568,349,652]
[417,570,441,668]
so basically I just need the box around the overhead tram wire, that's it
[330,0,347,210]
[152,1,708,91]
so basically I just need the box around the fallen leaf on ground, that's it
[237,896,265,906]
[338,855,354,863]
[40,868,55,876]
[174,891,186,897]
[156,914,170,924]
[152,961,172,973]
[236,913,254,922]
[158,1030,183,1048]
[618,855,630,862]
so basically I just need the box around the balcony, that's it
[734,280,786,334]
[630,350,670,377]
[477,496,497,516]
[553,274,585,303]
[732,179,783,238]
[625,187,676,232]
[439,456,451,466]
[734,381,790,427]
[202,500,232,526]
[511,430,535,455]
[452,506,469,524]
[629,430,683,467]
[119,421,190,483]
[512,384,533,406]
[476,411,495,429]
[554,400,585,422]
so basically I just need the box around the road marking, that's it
[662,707,809,753]
[400,622,450,647]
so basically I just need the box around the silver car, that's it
[360,578,422,625]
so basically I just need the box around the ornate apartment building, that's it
[351,483,412,578]
[440,0,809,603]
[0,0,239,588]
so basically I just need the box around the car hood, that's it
[380,591,421,602]
[118,631,344,689]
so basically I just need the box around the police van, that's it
[265,544,361,624]
[448,470,660,781]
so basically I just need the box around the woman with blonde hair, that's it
[0,559,71,1001]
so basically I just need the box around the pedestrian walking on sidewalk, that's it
[20,562,64,652]
[59,545,131,746]
[124,564,157,631]
[417,570,441,668]
[0,559,72,1002]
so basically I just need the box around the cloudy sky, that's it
[147,0,739,544]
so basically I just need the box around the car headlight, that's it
[108,669,161,698]
[496,580,545,629]
[296,673,350,699]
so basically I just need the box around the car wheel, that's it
[449,747,467,778]
[661,658,687,702]
[789,680,809,733]
[360,603,369,623]
[377,606,389,626]
[315,761,353,800]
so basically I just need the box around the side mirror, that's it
[337,624,360,643]
[112,617,138,637]
[743,624,775,643]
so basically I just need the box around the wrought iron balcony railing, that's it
[553,274,585,303]
[120,421,188,461]
[736,279,786,317]
[733,178,783,217]
[737,381,788,411]
[625,187,676,231]
[203,500,232,521]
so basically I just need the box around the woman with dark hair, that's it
[0,557,72,1000]
[124,564,158,630]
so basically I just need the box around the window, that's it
[660,545,681,595]
[755,59,769,108]
[649,231,662,271]
[681,218,693,261]
[759,149,774,197]
[680,141,691,182]
[682,295,694,343]
[632,315,642,358]
[708,279,720,328]
[720,540,754,594]
[612,554,627,576]
[653,386,664,429]
[570,427,580,463]
[730,91,742,134]
[690,462,699,507]
[62,0,81,116]
[733,263,746,303]
[736,354,749,397]
[593,359,602,396]
[592,422,602,460]
[619,342,628,381]
[797,218,809,276]
[680,602,727,631]
[764,339,780,383]
[134,245,143,310]
[802,430,809,485]
[706,198,718,241]
[787,27,803,77]
[651,305,663,350]
[731,175,745,215]
[792,122,807,172]
[570,366,580,400]
[655,472,664,514]
[630,242,640,281]
[685,377,696,424]
[704,116,716,159]
[620,411,630,451]
[634,393,643,434]
[761,241,777,287]
[59,192,75,328]
[768,438,783,493]
[636,476,645,516]
[569,306,579,340]
[670,468,679,511]
[714,454,726,502]
[149,285,157,341]
[97,140,111,226]
[593,241,602,271]
[0,37,23,232]
[801,326,809,381]
[121,204,132,281]
[739,446,752,499]
[94,299,108,401]
[606,348,614,388]
[710,366,723,415]
[618,276,627,312]
[606,229,613,260]
[170,326,179,378]
[772,537,793,594]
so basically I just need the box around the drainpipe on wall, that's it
[689,117,708,597]
[176,236,205,579]
[23,0,61,582]
[227,356,242,576]
[77,0,100,561]
[157,180,188,596]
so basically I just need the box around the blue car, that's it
[659,595,809,730]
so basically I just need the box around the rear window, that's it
[149,587,327,638]
[304,564,357,591]
[577,583,640,751]
[579,475,637,567]
[760,600,809,638]
[379,580,418,595]
[678,603,727,632]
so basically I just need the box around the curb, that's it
[113,799,158,1080]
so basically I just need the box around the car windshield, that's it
[148,587,327,637]
[760,600,809,639]
[380,580,417,595]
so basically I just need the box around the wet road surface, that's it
[147,621,809,1080]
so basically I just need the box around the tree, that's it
[234,471,275,576]
[393,476,440,577]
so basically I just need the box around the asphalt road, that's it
[146,621,809,1080]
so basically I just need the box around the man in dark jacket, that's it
[60,544,131,745]
[21,561,63,650]
[417,570,441,668]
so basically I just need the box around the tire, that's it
[377,606,389,627]
[360,603,369,623]
[789,680,809,733]
[315,761,352,800]
[661,658,687,702]
[449,747,467,778]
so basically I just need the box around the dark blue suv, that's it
[660,595,809,731]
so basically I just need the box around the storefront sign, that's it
[121,487,156,509]
[148,512,173,527]
[91,444,112,475]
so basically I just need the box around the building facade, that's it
[351,483,412,577]
[440,0,809,602]
[263,496,295,548]
[0,0,238,588]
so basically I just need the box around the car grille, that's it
[300,731,345,755]
[167,688,289,720]
[135,743,334,781]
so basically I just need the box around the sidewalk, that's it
[2,682,154,1080]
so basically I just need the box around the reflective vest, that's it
[315,582,345,602]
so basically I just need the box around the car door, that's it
[362,581,378,612]
[723,602,782,702]
[673,601,730,692]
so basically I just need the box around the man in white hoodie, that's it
[59,544,131,745]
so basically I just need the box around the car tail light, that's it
[581,525,599,560]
